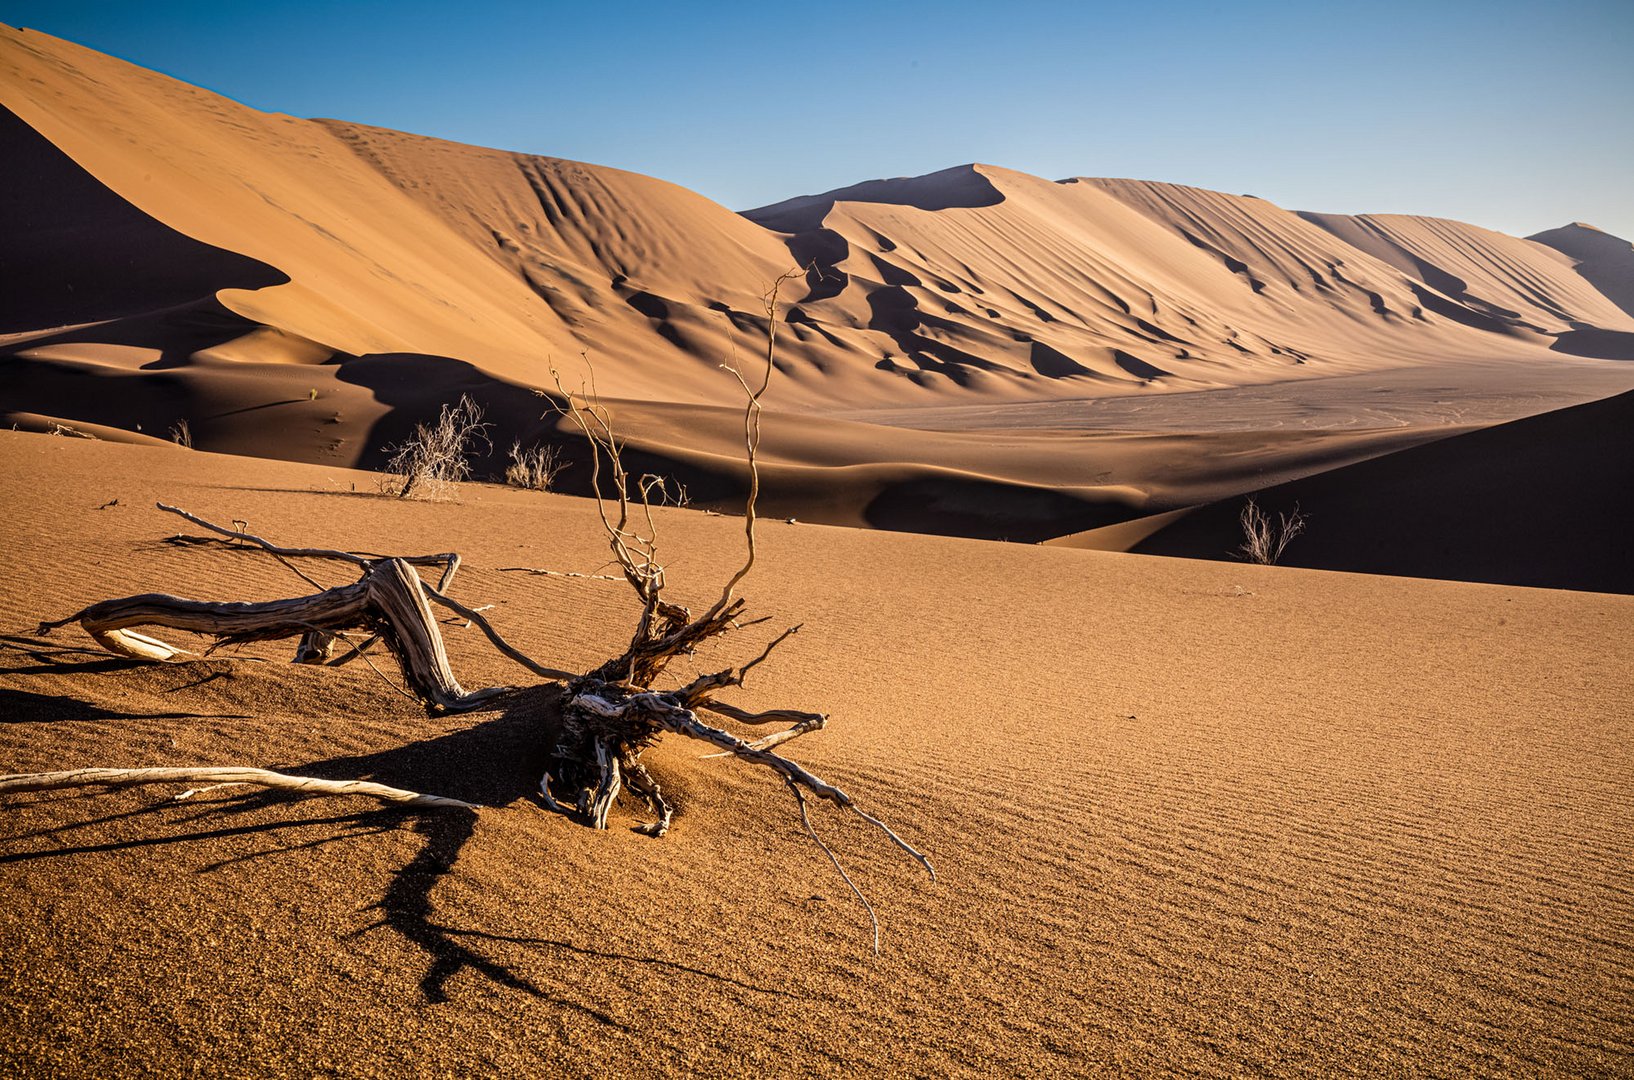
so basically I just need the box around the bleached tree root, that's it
[37,556,506,713]
[0,767,475,809]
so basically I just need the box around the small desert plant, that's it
[170,420,192,449]
[1237,497,1306,565]
[503,440,568,491]
[46,421,97,439]
[384,394,489,500]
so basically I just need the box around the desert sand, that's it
[2,433,1632,1076]
[3,17,1634,1078]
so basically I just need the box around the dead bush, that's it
[503,440,567,491]
[384,395,489,499]
[1237,497,1306,565]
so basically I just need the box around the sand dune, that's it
[4,20,1634,560]
[4,18,1633,1074]
[1,431,1630,1075]
[6,25,1631,401]
[1528,222,1634,319]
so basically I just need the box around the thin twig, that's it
[419,584,574,682]
[498,566,624,583]
[786,777,880,956]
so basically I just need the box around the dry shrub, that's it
[384,395,489,500]
[1237,497,1307,564]
[504,440,567,492]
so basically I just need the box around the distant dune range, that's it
[4,24,1634,582]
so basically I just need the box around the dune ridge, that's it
[6,23,1631,405]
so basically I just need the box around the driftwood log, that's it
[13,274,935,952]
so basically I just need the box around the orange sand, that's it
[1,433,1631,1075]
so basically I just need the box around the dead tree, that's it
[13,274,934,952]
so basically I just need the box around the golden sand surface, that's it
[1,432,1629,1075]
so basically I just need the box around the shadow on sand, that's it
[0,678,790,1013]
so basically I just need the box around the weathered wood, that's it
[0,767,475,809]
[586,740,622,830]
[293,630,337,664]
[38,583,375,650]
[365,558,509,711]
[37,558,507,712]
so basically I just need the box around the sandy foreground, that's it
[0,431,1629,1076]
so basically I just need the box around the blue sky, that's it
[5,1,1631,238]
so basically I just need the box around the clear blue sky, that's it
[5,1,1631,238]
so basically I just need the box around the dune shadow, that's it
[865,475,1140,541]
[1549,327,1634,360]
[0,105,287,334]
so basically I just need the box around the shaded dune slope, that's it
[1060,390,1634,594]
[1527,223,1634,320]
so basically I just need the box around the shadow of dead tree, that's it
[0,678,786,1014]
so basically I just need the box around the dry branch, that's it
[35,508,550,710]
[0,767,474,809]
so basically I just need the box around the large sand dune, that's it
[5,23,1634,560]
[0,431,1630,1075]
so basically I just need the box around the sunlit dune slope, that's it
[6,20,1632,415]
